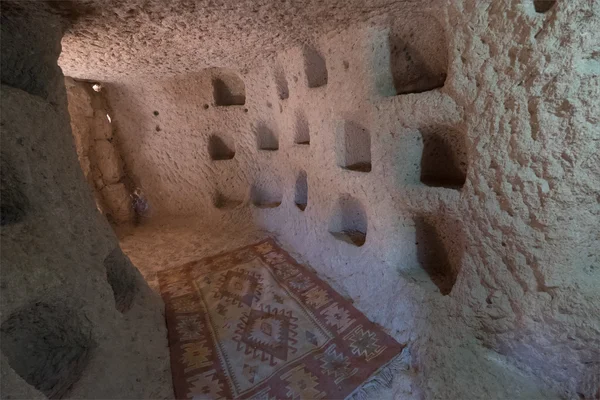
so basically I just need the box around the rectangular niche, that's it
[208,133,235,160]
[303,45,328,88]
[274,63,289,100]
[251,179,282,208]
[294,110,310,145]
[375,14,448,96]
[396,214,464,296]
[294,170,308,211]
[212,70,246,106]
[212,190,243,210]
[329,194,367,247]
[255,121,279,151]
[336,120,371,172]
[419,125,467,189]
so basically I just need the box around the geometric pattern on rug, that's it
[158,238,405,399]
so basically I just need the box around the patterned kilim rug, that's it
[158,239,405,400]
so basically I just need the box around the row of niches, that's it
[273,45,330,101]
[213,185,462,296]
[254,113,311,151]
[212,188,365,248]
[211,121,468,190]
[212,1,553,107]
[212,177,365,248]
[209,44,328,108]
[212,13,449,110]
[212,171,308,211]
[208,113,310,160]
[338,122,468,189]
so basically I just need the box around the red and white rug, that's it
[158,238,405,399]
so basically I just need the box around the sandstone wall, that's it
[0,4,171,398]
[102,0,599,398]
[65,78,136,227]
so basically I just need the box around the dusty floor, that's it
[118,217,269,293]
[119,218,558,400]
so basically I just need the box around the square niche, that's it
[329,195,367,247]
[336,120,371,172]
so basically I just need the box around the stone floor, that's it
[118,217,415,399]
[119,217,269,293]
[118,218,559,400]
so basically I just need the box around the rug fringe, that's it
[347,346,411,400]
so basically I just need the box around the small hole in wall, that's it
[153,110,159,116]
[255,121,279,151]
[294,110,310,145]
[203,104,209,110]
[251,180,282,208]
[303,45,328,88]
[212,191,243,210]
[295,170,308,211]
[419,126,467,189]
[274,63,289,100]
[103,247,138,313]
[336,120,371,172]
[533,0,556,13]
[329,195,367,247]
[0,302,95,399]
[212,71,246,106]
[380,14,448,96]
[0,154,28,226]
[208,134,235,160]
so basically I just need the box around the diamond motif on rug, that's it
[158,239,405,399]
[211,268,263,308]
[234,305,298,365]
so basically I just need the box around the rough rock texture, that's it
[66,0,600,398]
[65,78,135,226]
[4,0,595,398]
[448,1,600,397]
[0,3,171,399]
[57,0,438,81]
